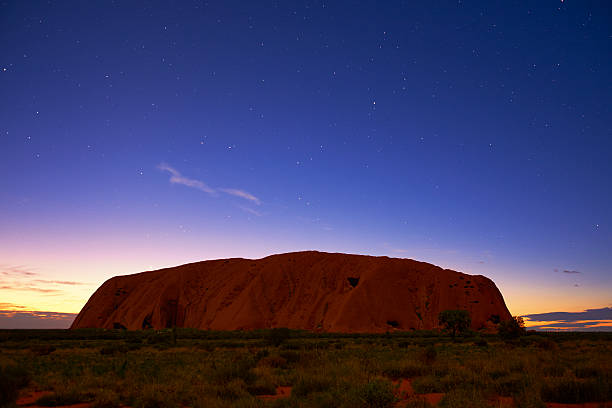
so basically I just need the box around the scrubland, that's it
[0,329,610,408]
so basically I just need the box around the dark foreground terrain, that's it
[1,329,610,408]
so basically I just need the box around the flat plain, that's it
[1,329,610,408]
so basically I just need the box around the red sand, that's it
[16,391,91,408]
[257,386,292,401]
[72,251,511,332]
[16,384,612,407]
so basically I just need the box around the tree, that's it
[438,309,471,339]
[498,316,526,340]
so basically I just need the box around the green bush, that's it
[438,310,471,339]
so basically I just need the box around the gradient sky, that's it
[1,1,610,329]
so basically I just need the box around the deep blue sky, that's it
[0,1,610,325]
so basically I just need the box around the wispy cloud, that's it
[0,302,27,310]
[220,188,261,205]
[0,265,38,277]
[553,268,582,274]
[237,205,262,217]
[523,307,612,322]
[158,163,216,194]
[523,307,612,332]
[158,163,262,206]
[0,285,61,293]
[0,265,90,296]
[32,279,88,286]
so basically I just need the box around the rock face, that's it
[71,251,511,332]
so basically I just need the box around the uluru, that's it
[71,251,511,332]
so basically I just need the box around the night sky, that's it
[1,1,611,330]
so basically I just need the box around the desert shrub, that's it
[265,328,291,347]
[132,385,178,408]
[30,344,56,356]
[439,388,488,408]
[382,360,427,379]
[498,316,526,340]
[494,372,527,396]
[486,368,510,380]
[574,365,606,379]
[0,364,30,407]
[534,337,557,351]
[91,389,121,408]
[279,350,301,364]
[36,390,93,406]
[214,355,257,384]
[292,374,334,397]
[421,345,437,364]
[473,338,488,347]
[195,342,214,352]
[540,376,610,403]
[411,375,445,393]
[397,341,412,348]
[258,355,288,369]
[351,379,397,408]
[280,342,300,350]
[513,388,546,408]
[402,397,435,408]
[541,361,567,377]
[246,378,276,396]
[216,379,251,401]
[100,344,128,355]
[254,348,269,360]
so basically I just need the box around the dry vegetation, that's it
[0,329,610,408]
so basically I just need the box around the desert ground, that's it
[1,329,610,408]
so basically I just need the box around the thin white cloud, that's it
[220,188,261,205]
[158,163,262,206]
[237,205,262,217]
[158,163,216,195]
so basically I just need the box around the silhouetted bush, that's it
[498,316,526,340]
